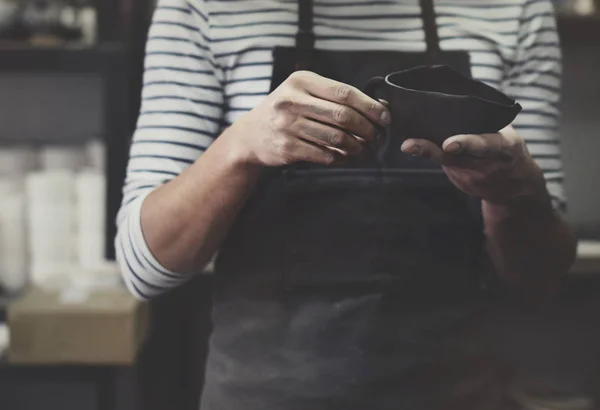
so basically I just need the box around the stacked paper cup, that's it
[0,146,37,175]
[76,139,107,271]
[86,139,106,174]
[0,146,37,295]
[70,140,118,293]
[39,145,86,171]
[25,169,76,290]
[25,144,86,290]
[75,168,106,271]
[0,180,27,294]
[17,141,115,293]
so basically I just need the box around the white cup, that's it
[39,145,86,171]
[0,146,37,177]
[0,190,28,294]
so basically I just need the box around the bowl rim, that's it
[384,65,521,111]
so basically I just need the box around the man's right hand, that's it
[228,71,391,167]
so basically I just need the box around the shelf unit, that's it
[0,0,151,260]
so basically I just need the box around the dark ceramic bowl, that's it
[365,65,522,145]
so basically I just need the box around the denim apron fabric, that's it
[202,1,504,409]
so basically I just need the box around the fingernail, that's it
[445,142,461,153]
[380,110,391,124]
[408,145,421,156]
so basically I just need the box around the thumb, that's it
[401,138,443,163]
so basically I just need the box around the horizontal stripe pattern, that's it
[116,0,565,299]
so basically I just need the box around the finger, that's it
[298,95,380,142]
[442,133,520,164]
[288,138,343,165]
[401,139,443,163]
[404,137,485,168]
[291,118,365,155]
[289,71,390,127]
[442,134,495,157]
[500,124,516,135]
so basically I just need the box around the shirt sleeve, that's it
[502,0,566,212]
[115,0,224,300]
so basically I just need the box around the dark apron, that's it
[202,1,504,409]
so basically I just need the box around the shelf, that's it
[0,43,127,73]
[569,240,600,276]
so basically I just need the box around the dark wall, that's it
[0,369,138,410]
[0,74,103,144]
[559,23,600,237]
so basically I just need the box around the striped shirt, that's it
[116,0,565,299]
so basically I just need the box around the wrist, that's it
[218,121,264,172]
[484,157,553,219]
[483,193,553,224]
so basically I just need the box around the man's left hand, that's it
[401,126,547,205]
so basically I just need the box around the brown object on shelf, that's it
[6,286,148,365]
[29,35,69,47]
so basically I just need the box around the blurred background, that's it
[0,0,598,409]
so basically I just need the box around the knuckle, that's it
[367,100,380,114]
[505,135,523,152]
[328,129,345,147]
[287,71,302,85]
[271,97,289,112]
[321,151,336,165]
[333,106,352,125]
[335,84,353,103]
[280,138,296,156]
[273,137,296,162]
[271,92,296,112]
[267,112,289,132]
[287,70,310,86]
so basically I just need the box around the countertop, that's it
[570,240,600,275]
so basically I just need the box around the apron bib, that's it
[203,1,504,409]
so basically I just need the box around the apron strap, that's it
[420,0,441,63]
[296,0,442,63]
[297,0,315,50]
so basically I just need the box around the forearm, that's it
[141,127,261,274]
[483,166,577,303]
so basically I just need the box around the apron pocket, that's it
[281,168,483,293]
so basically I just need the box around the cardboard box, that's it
[7,286,148,365]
